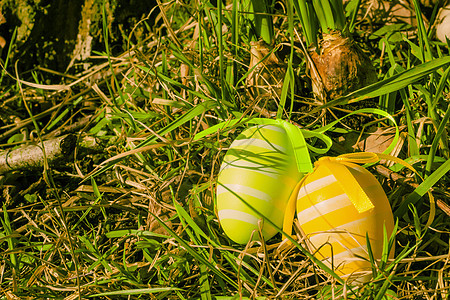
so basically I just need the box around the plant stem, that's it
[242,0,274,44]
[293,0,318,47]
[251,0,274,44]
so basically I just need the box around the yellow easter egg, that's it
[217,124,303,244]
[296,157,394,282]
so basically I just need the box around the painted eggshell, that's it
[296,160,394,282]
[217,124,302,244]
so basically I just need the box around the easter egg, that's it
[296,156,394,282]
[217,124,304,244]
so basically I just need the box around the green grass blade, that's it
[106,229,170,239]
[322,0,337,30]
[411,204,423,237]
[227,0,239,88]
[411,0,433,62]
[199,263,212,300]
[217,0,226,104]
[284,0,296,118]
[432,65,450,108]
[348,0,362,32]
[366,233,377,277]
[173,200,208,242]
[312,0,330,33]
[1,204,18,292]
[276,62,293,119]
[399,88,420,156]
[395,159,450,217]
[89,287,182,297]
[374,271,395,300]
[0,27,17,86]
[426,100,450,175]
[381,220,398,271]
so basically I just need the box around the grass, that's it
[0,0,449,299]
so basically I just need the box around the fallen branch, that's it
[0,134,76,174]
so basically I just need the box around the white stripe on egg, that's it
[297,174,337,199]
[297,193,351,224]
[218,209,259,225]
[217,184,273,202]
[231,138,286,152]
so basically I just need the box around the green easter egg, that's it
[217,124,303,244]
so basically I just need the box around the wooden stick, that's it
[0,134,76,174]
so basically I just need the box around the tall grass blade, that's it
[320,0,336,30]
[276,61,292,119]
[374,271,395,300]
[395,159,449,217]
[312,0,329,33]
[199,264,213,300]
[90,287,182,297]
[426,101,450,175]
[411,0,433,62]
[432,65,450,108]
[348,0,362,32]
[1,204,18,292]
[0,28,17,86]
[366,233,377,277]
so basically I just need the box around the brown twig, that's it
[374,164,420,189]
[0,134,76,174]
